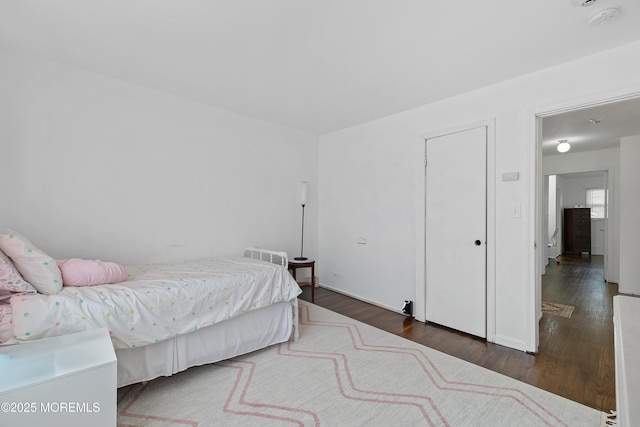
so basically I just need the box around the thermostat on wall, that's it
[502,172,519,181]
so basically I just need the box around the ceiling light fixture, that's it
[557,140,571,153]
[588,7,620,26]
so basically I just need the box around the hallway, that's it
[539,255,617,410]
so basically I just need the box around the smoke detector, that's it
[572,0,598,7]
[588,7,620,26]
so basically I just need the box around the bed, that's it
[0,245,302,387]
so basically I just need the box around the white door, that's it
[591,219,605,255]
[425,126,487,338]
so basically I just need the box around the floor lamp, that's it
[294,181,308,261]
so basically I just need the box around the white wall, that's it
[547,175,556,241]
[619,135,640,295]
[319,41,640,352]
[559,174,605,209]
[0,49,319,264]
[546,175,558,262]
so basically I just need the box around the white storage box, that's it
[0,328,116,427]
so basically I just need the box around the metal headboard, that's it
[243,247,288,268]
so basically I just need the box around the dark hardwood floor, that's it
[298,254,617,412]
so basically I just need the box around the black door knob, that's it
[475,240,482,246]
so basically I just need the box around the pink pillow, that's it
[56,258,129,287]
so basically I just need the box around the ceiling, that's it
[542,96,640,156]
[1,0,639,136]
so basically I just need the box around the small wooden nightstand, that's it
[288,259,315,302]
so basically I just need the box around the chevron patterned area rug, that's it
[542,301,576,319]
[117,301,605,426]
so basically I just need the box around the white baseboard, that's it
[317,284,534,352]
[317,283,404,315]
[493,334,529,352]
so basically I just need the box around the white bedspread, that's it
[8,257,301,349]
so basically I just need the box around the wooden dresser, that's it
[563,208,591,256]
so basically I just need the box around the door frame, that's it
[528,89,640,352]
[415,119,496,343]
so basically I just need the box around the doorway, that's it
[531,94,640,352]
[545,170,609,280]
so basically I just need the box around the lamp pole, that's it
[295,203,307,260]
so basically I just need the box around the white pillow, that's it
[0,230,62,295]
